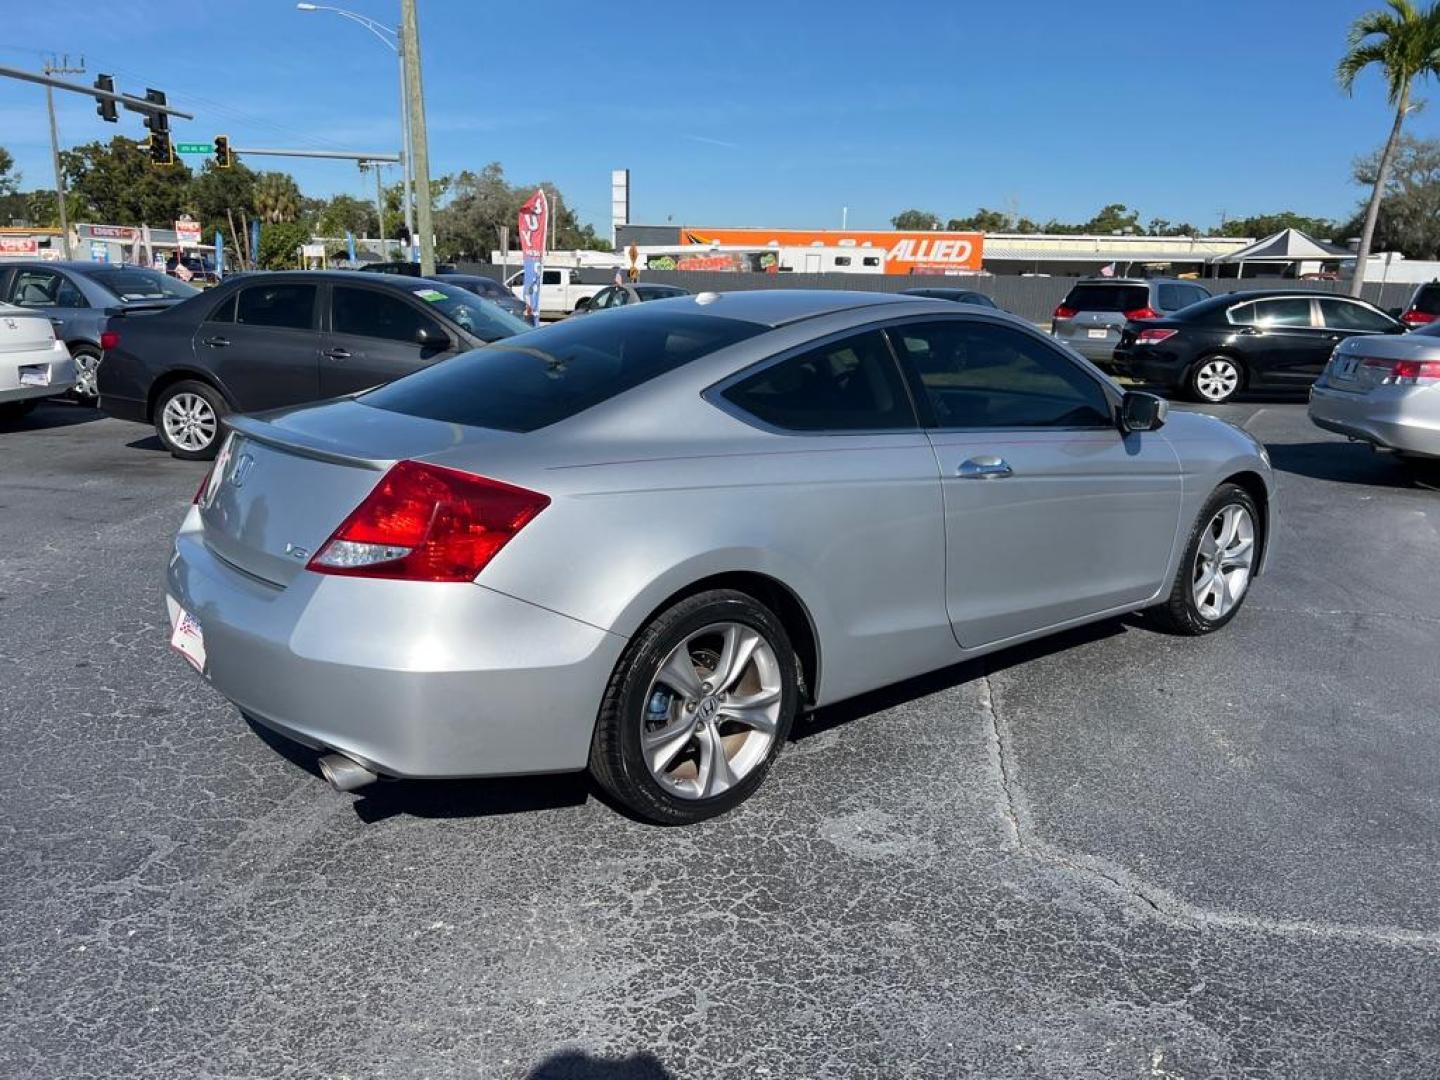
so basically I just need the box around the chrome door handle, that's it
[324,348,351,360]
[202,336,230,347]
[958,456,1013,479]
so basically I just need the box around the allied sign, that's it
[678,227,985,276]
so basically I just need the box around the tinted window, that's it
[1249,297,1314,328]
[1410,283,1440,315]
[81,267,199,301]
[1060,284,1149,312]
[236,284,316,330]
[333,287,441,343]
[890,319,1111,428]
[636,286,684,300]
[862,256,881,267]
[364,308,764,433]
[1318,298,1395,332]
[541,270,562,285]
[722,329,915,432]
[1158,284,1207,312]
[410,284,527,340]
[834,256,852,267]
[206,293,236,323]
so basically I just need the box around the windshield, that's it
[81,267,200,301]
[410,284,528,341]
[362,307,764,432]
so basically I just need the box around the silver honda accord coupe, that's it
[166,290,1275,824]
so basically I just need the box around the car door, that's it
[196,282,320,410]
[1228,296,1332,387]
[887,316,1183,649]
[6,266,88,341]
[320,284,458,396]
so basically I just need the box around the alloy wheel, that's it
[72,352,100,400]
[641,622,783,800]
[1192,504,1255,620]
[1195,359,1240,402]
[161,392,218,452]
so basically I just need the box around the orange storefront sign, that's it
[679,227,983,275]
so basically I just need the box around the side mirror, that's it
[1118,390,1168,433]
[415,325,444,347]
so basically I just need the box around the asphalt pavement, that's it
[1,399,1437,1079]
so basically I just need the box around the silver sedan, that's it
[1309,322,1440,463]
[165,291,1275,824]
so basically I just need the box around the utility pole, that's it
[550,188,560,252]
[43,55,84,259]
[396,21,414,258]
[400,0,434,275]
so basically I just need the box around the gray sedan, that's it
[1309,322,1440,463]
[166,291,1275,824]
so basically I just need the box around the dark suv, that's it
[1051,278,1210,368]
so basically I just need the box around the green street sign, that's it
[175,142,212,155]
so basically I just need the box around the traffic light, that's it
[213,135,232,169]
[94,74,117,123]
[142,89,173,167]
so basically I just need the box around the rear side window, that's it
[236,284,316,330]
[363,308,764,432]
[889,319,1111,429]
[1248,297,1314,328]
[206,294,237,323]
[1061,284,1149,312]
[1158,284,1207,311]
[722,329,915,432]
[333,286,441,343]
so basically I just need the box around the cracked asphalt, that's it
[1,399,1437,1079]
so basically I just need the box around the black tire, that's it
[153,379,228,461]
[0,399,38,422]
[69,345,102,406]
[1187,354,1244,404]
[1148,483,1262,635]
[589,589,799,825]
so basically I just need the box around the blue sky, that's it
[0,0,1432,233]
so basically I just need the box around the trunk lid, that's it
[0,308,56,354]
[199,399,519,586]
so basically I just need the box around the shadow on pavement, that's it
[1266,439,1429,489]
[126,434,167,453]
[0,400,105,432]
[527,1052,674,1079]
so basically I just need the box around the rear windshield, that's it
[81,267,199,301]
[1061,284,1149,312]
[362,307,764,432]
[1410,283,1440,315]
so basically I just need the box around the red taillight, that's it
[1053,305,1077,319]
[1135,328,1178,344]
[307,460,550,582]
[100,330,119,350]
[1400,309,1436,326]
[1124,307,1161,321]
[1360,357,1440,384]
[192,468,213,504]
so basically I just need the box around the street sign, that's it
[174,142,212,155]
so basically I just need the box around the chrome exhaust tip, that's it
[318,752,379,793]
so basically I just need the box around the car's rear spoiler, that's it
[103,301,177,317]
[224,412,392,472]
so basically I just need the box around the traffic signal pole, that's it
[0,64,193,119]
[42,57,85,259]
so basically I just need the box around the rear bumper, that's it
[1308,382,1440,458]
[98,393,147,424]
[1054,334,1120,364]
[1111,346,1186,390]
[0,352,76,402]
[165,516,628,778]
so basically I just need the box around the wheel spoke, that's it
[643,719,697,775]
[710,625,761,694]
[719,687,781,734]
[695,722,736,799]
[656,645,704,699]
[1199,528,1220,559]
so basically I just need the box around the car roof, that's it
[3,260,157,271]
[1073,276,1197,285]
[1212,289,1370,303]
[648,289,927,328]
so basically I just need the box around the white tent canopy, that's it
[1212,228,1344,264]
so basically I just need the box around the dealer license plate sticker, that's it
[169,603,207,673]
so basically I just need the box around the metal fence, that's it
[452,263,1418,324]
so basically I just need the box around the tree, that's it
[0,147,17,197]
[946,208,1012,232]
[255,220,310,269]
[1146,218,1200,236]
[431,163,609,262]
[1343,134,1440,257]
[313,194,379,238]
[191,160,258,252]
[890,209,941,230]
[1216,211,1337,239]
[61,137,193,225]
[1338,0,1440,294]
[253,171,302,223]
[1081,203,1142,234]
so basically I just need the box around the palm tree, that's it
[1338,0,1440,295]
[253,171,302,224]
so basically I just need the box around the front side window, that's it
[333,287,442,344]
[9,269,65,307]
[889,319,1112,429]
[236,283,316,330]
[589,287,615,310]
[1318,298,1395,332]
[722,329,915,432]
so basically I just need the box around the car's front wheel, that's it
[590,589,799,824]
[1148,483,1261,635]
[1189,355,1243,403]
[154,379,227,460]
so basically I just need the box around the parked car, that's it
[1051,278,1211,367]
[0,261,199,403]
[433,272,527,317]
[899,287,1001,310]
[1112,291,1405,403]
[165,290,1273,824]
[1396,281,1440,328]
[503,266,603,318]
[359,260,458,276]
[573,283,690,314]
[0,302,76,420]
[98,271,528,460]
[1309,318,1440,465]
